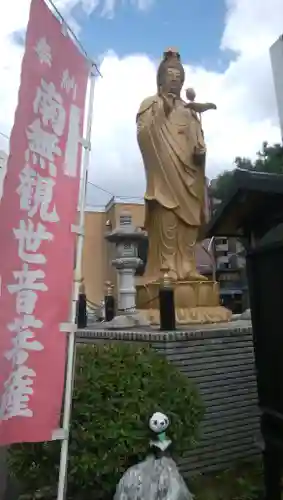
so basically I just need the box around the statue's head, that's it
[157,48,185,97]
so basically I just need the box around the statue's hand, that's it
[193,147,206,167]
[208,103,217,110]
[162,93,175,115]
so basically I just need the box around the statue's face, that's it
[164,67,182,95]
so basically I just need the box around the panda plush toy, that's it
[114,411,193,500]
[148,412,172,453]
[149,411,169,434]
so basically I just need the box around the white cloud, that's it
[89,12,282,202]
[0,0,282,207]
[61,0,154,18]
[222,0,283,55]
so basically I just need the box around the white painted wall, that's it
[270,36,283,140]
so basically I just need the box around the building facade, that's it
[82,198,145,308]
[82,197,213,310]
[209,192,246,312]
[270,35,283,141]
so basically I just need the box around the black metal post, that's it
[263,442,281,500]
[0,446,7,500]
[159,268,176,331]
[76,292,87,329]
[105,281,115,322]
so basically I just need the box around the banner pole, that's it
[56,65,96,500]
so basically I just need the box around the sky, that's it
[0,0,282,207]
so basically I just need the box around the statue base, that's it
[136,280,232,325]
[104,312,150,330]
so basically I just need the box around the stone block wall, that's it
[76,323,260,476]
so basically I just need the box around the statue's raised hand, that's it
[162,92,175,115]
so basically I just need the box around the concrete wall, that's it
[270,35,283,140]
[82,211,107,306]
[77,324,260,476]
[162,328,260,475]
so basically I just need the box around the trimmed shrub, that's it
[9,342,204,499]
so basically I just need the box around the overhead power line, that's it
[87,181,144,201]
[87,180,114,197]
[0,141,141,202]
[46,0,102,77]
[0,131,9,141]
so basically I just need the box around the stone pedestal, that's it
[137,279,231,325]
[113,257,141,313]
[76,320,259,476]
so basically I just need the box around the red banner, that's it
[0,0,89,444]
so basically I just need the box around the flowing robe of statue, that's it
[137,94,207,282]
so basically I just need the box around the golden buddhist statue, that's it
[136,48,231,325]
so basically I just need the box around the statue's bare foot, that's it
[185,270,208,281]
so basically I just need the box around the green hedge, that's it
[9,342,204,499]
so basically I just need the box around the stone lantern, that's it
[104,211,149,328]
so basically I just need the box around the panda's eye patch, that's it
[154,420,158,426]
